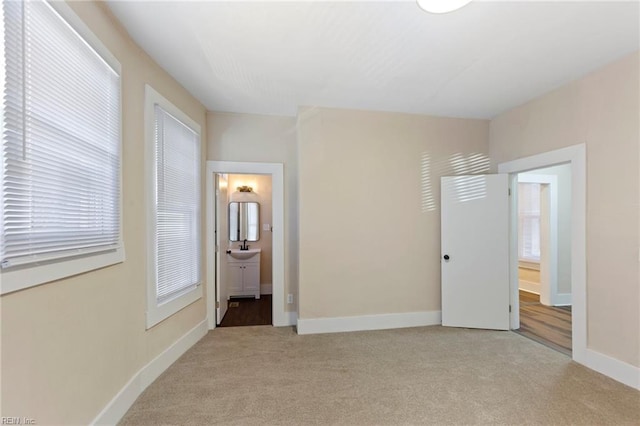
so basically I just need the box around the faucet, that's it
[240,239,249,250]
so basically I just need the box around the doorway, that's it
[498,144,586,363]
[205,161,287,330]
[514,166,572,355]
[218,172,273,327]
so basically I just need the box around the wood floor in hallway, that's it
[515,290,572,356]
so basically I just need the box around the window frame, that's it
[0,0,124,295]
[145,85,202,329]
[518,182,542,263]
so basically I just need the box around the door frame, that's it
[498,144,586,362]
[205,161,287,329]
[214,173,228,324]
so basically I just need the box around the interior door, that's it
[441,174,510,330]
[215,174,228,324]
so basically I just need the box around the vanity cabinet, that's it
[227,253,260,299]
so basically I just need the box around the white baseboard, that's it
[285,310,297,326]
[91,319,208,425]
[296,311,441,335]
[554,292,572,306]
[260,283,272,295]
[574,348,640,390]
[518,280,540,294]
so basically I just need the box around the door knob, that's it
[443,254,450,260]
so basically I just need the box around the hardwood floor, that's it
[515,290,572,356]
[219,295,272,327]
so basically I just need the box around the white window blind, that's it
[518,183,541,262]
[153,106,201,305]
[1,0,121,268]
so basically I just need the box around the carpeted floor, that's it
[120,326,640,425]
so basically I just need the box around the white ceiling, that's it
[107,1,639,119]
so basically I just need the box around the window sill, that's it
[518,259,540,271]
[0,246,125,295]
[146,284,203,329]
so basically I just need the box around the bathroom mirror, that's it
[229,202,260,242]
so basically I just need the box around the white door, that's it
[441,174,510,330]
[215,174,228,324]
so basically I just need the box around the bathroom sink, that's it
[228,248,261,260]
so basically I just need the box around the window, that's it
[145,85,202,328]
[0,0,122,294]
[518,183,541,262]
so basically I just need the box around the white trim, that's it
[0,248,124,295]
[206,166,215,329]
[144,85,201,134]
[91,320,208,425]
[499,144,586,365]
[296,311,441,335]
[48,0,121,74]
[574,349,640,390]
[507,174,521,328]
[518,280,541,295]
[144,85,203,329]
[518,173,558,306]
[206,161,286,329]
[554,293,572,306]
[285,311,298,326]
[260,283,273,295]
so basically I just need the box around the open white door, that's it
[441,174,510,330]
[215,174,228,324]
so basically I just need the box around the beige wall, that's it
[297,107,489,319]
[226,174,273,287]
[207,112,298,310]
[0,2,208,423]
[490,52,640,367]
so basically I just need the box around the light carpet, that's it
[120,325,640,425]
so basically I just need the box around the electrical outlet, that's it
[287,294,293,304]
[263,223,271,231]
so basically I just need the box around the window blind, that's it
[518,183,541,261]
[1,0,121,268]
[153,106,201,305]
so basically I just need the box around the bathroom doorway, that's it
[205,161,288,330]
[515,165,572,355]
[217,173,273,327]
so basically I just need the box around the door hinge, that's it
[508,188,511,196]
[216,301,220,308]
[509,305,512,313]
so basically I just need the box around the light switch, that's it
[263,224,271,231]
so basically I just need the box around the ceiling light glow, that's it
[417,0,474,14]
